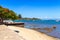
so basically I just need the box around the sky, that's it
[0,0,60,19]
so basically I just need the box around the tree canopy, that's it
[0,6,40,20]
[0,6,20,20]
[18,14,22,19]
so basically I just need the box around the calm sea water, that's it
[13,20,60,38]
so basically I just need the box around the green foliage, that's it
[22,17,40,20]
[0,6,19,20]
[0,6,40,20]
[18,14,22,19]
[0,6,3,8]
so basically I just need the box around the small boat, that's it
[4,22,24,25]
[3,20,24,27]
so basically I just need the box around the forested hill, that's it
[0,6,40,20]
[0,6,21,20]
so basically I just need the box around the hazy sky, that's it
[0,0,60,19]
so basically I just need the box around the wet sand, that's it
[8,25,59,40]
[0,25,59,40]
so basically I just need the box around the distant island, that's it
[0,6,40,20]
[21,18,40,20]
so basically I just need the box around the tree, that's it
[0,6,19,20]
[0,6,3,8]
[18,14,22,19]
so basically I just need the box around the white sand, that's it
[0,25,22,40]
[8,26,59,40]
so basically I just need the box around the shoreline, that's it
[0,25,59,40]
[32,29,60,39]
[8,25,59,40]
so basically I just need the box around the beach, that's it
[0,25,59,40]
[0,25,21,40]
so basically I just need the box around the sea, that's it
[13,19,60,38]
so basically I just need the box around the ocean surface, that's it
[13,20,60,38]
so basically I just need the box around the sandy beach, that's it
[0,25,21,40]
[0,25,59,40]
[8,25,59,40]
